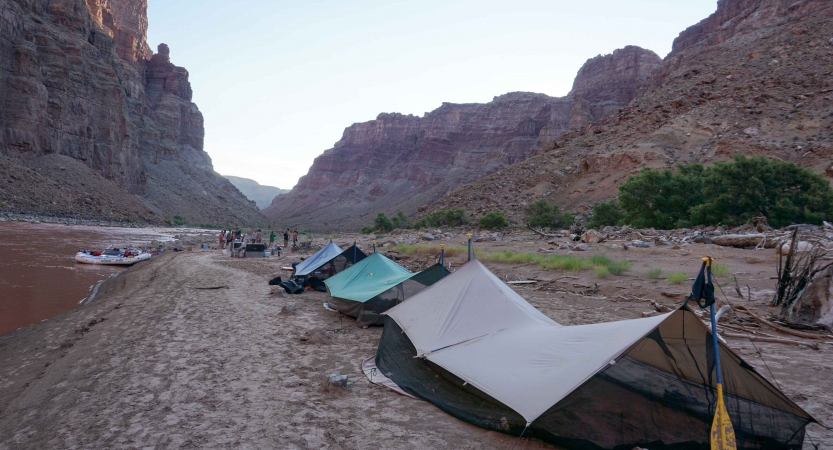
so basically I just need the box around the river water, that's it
[0,222,176,336]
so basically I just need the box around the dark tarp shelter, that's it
[365,260,814,450]
[325,253,447,327]
[292,241,367,279]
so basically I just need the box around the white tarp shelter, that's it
[369,260,814,449]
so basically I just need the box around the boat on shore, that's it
[75,248,151,266]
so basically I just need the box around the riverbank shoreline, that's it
[1,243,831,448]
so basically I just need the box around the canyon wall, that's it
[265,47,662,230]
[429,0,833,224]
[0,0,263,225]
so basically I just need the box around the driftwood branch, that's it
[734,306,832,340]
[720,331,819,349]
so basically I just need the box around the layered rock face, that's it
[0,0,263,225]
[429,0,833,224]
[265,47,661,230]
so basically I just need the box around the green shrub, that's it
[413,208,469,229]
[587,199,624,229]
[613,156,833,229]
[595,265,610,278]
[690,155,833,228]
[374,212,393,232]
[647,268,663,279]
[361,225,375,235]
[666,271,688,285]
[525,199,574,229]
[590,254,613,267]
[711,263,729,277]
[390,210,410,229]
[607,260,632,275]
[618,164,705,229]
[173,215,186,225]
[478,210,509,230]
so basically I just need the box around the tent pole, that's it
[353,240,357,263]
[440,244,445,277]
[467,233,473,262]
[703,256,736,450]
[372,240,376,253]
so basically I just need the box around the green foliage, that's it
[607,260,632,275]
[478,210,509,230]
[390,210,410,229]
[524,199,574,229]
[666,271,688,285]
[391,244,467,258]
[647,268,663,279]
[711,263,729,277]
[413,209,469,229]
[595,265,610,278]
[587,199,624,229]
[374,212,393,232]
[173,215,186,225]
[690,155,833,228]
[618,164,705,229]
[361,225,376,235]
[613,156,833,229]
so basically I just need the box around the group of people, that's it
[217,228,299,250]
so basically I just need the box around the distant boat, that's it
[75,248,151,266]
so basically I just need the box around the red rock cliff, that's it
[0,0,262,224]
[264,47,661,230]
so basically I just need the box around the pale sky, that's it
[147,0,717,190]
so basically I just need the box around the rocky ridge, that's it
[264,46,661,230]
[429,0,833,225]
[0,0,263,226]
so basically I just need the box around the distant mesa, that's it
[224,176,288,210]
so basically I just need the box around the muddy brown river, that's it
[0,222,175,335]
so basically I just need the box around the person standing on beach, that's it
[269,230,276,247]
[225,230,233,247]
[292,229,298,247]
[255,229,263,244]
[283,230,289,248]
[219,230,226,249]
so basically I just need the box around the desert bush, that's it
[647,268,662,279]
[666,271,688,285]
[614,156,833,229]
[413,208,469,229]
[711,263,729,277]
[390,210,410,229]
[478,210,509,230]
[587,199,624,229]
[595,266,610,278]
[525,199,574,229]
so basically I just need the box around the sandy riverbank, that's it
[1,240,831,449]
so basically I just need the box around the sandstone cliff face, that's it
[0,0,263,225]
[429,0,833,225]
[265,48,661,230]
[225,176,288,209]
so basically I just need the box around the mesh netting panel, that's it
[376,315,810,450]
[329,286,405,327]
[375,317,529,434]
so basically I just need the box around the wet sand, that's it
[0,242,830,449]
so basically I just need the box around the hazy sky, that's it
[147,0,717,189]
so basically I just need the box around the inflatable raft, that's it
[75,249,151,266]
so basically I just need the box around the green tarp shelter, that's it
[325,253,447,327]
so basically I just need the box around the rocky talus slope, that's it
[429,0,833,224]
[224,176,288,209]
[265,46,661,230]
[0,0,263,225]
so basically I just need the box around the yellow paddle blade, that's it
[711,384,737,450]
